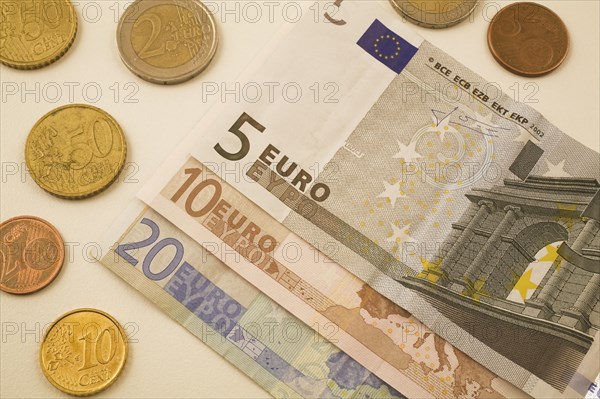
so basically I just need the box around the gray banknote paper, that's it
[139,1,600,397]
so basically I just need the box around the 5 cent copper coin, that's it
[0,216,65,294]
[488,2,569,77]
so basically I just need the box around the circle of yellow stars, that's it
[374,35,401,60]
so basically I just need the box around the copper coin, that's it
[0,216,65,294]
[488,2,569,77]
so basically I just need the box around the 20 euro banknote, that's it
[98,203,406,399]
[138,1,600,397]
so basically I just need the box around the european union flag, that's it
[357,19,418,74]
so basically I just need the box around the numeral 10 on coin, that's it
[78,327,118,371]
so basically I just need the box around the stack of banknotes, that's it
[97,1,600,398]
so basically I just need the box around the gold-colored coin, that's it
[117,0,218,85]
[25,104,127,199]
[0,0,78,69]
[40,308,128,396]
[389,0,478,29]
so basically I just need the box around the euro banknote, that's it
[138,1,600,397]
[143,154,531,398]
[98,203,406,399]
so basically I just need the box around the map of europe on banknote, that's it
[100,198,535,398]
[139,156,533,398]
[98,204,406,399]
[137,1,599,398]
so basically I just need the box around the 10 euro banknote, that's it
[98,203,406,399]
[137,1,599,397]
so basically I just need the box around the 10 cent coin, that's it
[117,0,218,84]
[40,308,128,396]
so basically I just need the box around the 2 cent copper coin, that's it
[488,2,569,77]
[0,216,65,294]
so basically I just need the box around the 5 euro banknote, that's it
[138,1,600,397]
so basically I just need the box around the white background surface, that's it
[1,1,599,398]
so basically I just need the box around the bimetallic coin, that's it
[0,216,65,294]
[389,0,478,29]
[40,309,128,396]
[117,0,218,85]
[488,3,569,77]
[25,104,127,199]
[0,0,78,69]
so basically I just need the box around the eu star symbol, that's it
[386,222,415,244]
[417,257,443,283]
[373,34,401,60]
[356,19,418,74]
[377,181,406,207]
[539,243,560,263]
[513,269,538,300]
[426,114,458,142]
[393,140,423,163]
[461,276,490,301]
[543,159,572,178]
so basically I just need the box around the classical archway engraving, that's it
[402,176,600,391]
